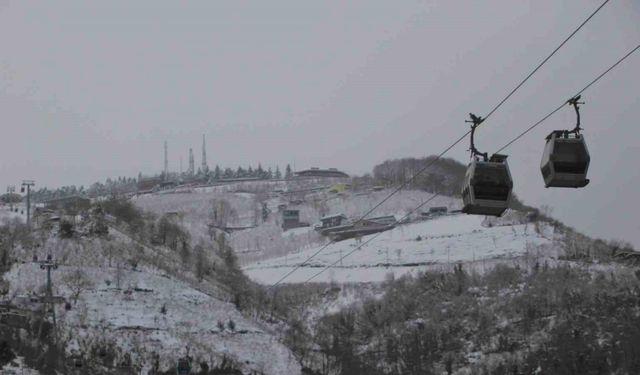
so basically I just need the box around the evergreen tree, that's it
[257,163,264,178]
[285,164,292,179]
[247,166,254,178]
[275,166,282,179]
[267,167,273,179]
[224,168,234,179]
[214,165,222,180]
[236,166,245,178]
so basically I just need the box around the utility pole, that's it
[21,180,35,230]
[6,185,15,212]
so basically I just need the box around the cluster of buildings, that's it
[281,205,456,242]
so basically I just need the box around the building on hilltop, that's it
[317,214,349,230]
[294,167,349,178]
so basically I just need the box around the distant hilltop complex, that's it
[131,137,350,193]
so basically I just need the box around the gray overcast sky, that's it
[1,1,639,247]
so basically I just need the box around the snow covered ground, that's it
[3,263,301,375]
[244,214,554,284]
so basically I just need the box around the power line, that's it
[482,0,612,122]
[268,3,609,287]
[302,43,639,285]
[495,43,640,154]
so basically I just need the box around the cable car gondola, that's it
[540,96,590,188]
[461,114,513,217]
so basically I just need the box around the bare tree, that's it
[115,262,123,290]
[209,198,238,230]
[0,218,28,267]
[194,242,208,281]
[63,268,95,305]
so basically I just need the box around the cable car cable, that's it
[338,0,610,227]
[495,43,640,154]
[301,43,639,285]
[268,4,612,288]
[482,0,611,123]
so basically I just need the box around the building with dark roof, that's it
[294,168,349,178]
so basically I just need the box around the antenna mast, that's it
[164,141,169,179]
[201,134,208,173]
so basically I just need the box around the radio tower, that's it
[164,141,169,179]
[188,148,195,176]
[201,135,208,173]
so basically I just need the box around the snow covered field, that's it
[244,214,554,284]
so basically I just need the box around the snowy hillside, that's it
[244,214,555,284]
[4,262,301,375]
[0,199,302,374]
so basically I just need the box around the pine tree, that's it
[236,166,245,178]
[257,163,264,178]
[214,165,222,180]
[285,164,292,179]
[275,166,282,179]
[267,167,273,179]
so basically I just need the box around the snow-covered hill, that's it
[0,179,567,374]
[244,214,555,284]
[4,262,301,375]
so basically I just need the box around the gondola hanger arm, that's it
[567,95,585,134]
[466,113,488,161]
